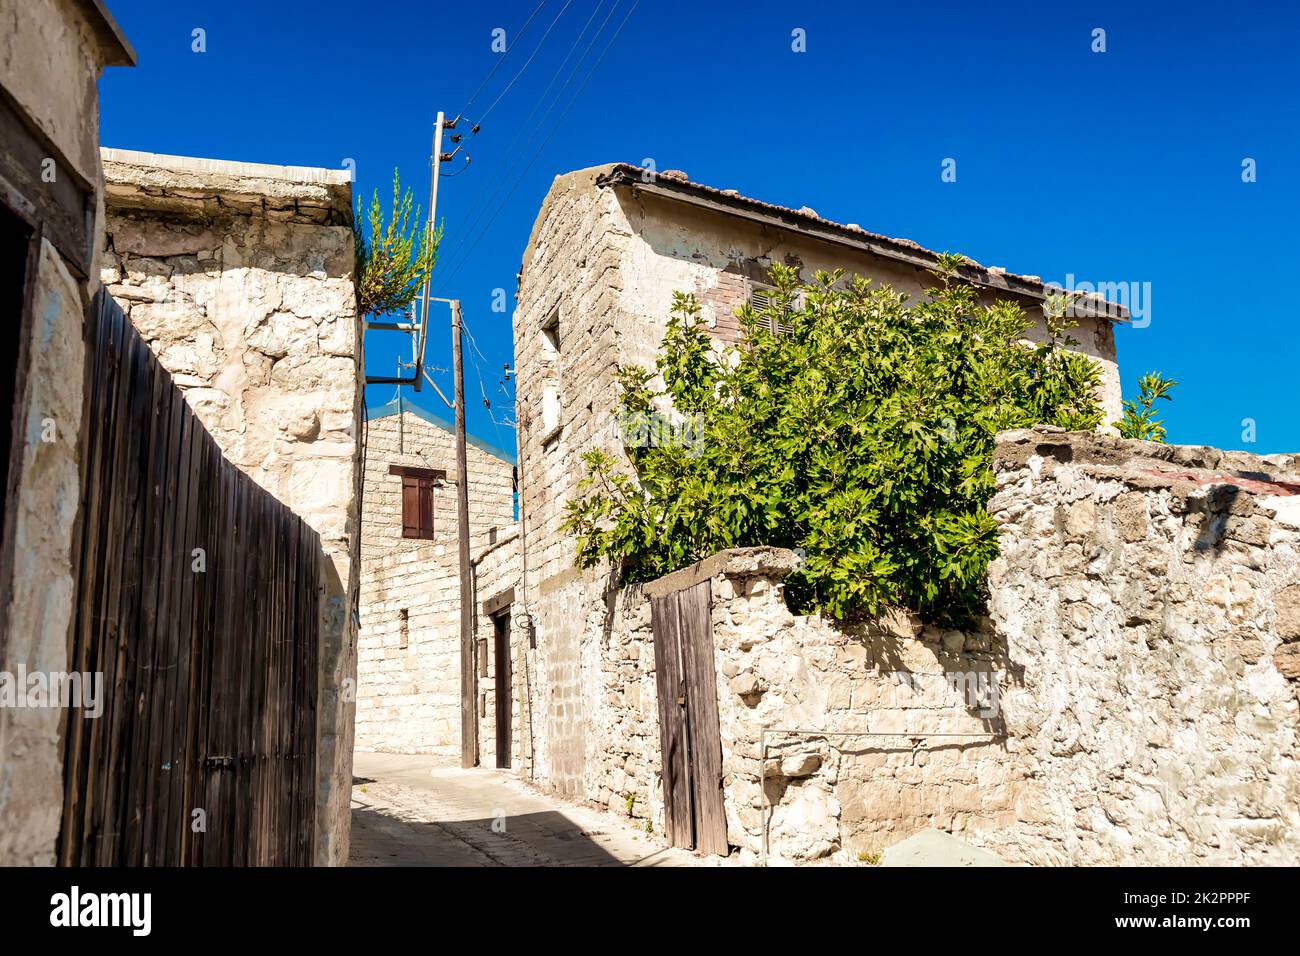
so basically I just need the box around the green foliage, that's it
[563,257,1105,625]
[1115,371,1177,442]
[354,169,440,318]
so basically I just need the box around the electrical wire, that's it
[435,0,640,294]
[459,1,549,117]
[460,312,514,445]
[435,0,625,291]
[438,0,608,269]
[472,0,576,127]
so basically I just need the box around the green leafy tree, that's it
[1115,371,1177,442]
[563,256,1104,624]
[354,169,440,317]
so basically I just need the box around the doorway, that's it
[0,200,37,658]
[491,609,512,769]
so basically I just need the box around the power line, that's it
[435,0,625,290]
[459,1,548,117]
[472,0,576,127]
[459,312,513,446]
[436,0,611,285]
[435,0,641,294]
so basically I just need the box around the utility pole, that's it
[414,112,446,391]
[453,299,477,768]
[364,110,462,390]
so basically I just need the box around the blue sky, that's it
[100,0,1299,453]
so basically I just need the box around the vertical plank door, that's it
[677,580,728,856]
[650,589,695,849]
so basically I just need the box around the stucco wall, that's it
[0,0,106,186]
[615,188,1122,425]
[98,149,361,865]
[0,0,120,867]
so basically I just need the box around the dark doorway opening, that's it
[0,201,37,655]
[491,609,512,769]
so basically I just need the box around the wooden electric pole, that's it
[453,300,477,767]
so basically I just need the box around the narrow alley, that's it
[348,753,718,867]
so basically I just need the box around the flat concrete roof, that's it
[101,148,353,186]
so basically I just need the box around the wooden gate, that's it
[58,291,320,866]
[650,580,728,855]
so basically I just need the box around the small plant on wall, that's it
[353,168,440,318]
[563,256,1104,626]
[1115,371,1177,442]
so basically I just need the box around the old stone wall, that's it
[98,149,362,865]
[511,164,1127,806]
[355,543,462,756]
[556,431,1300,865]
[354,525,524,763]
[586,550,1016,864]
[985,427,1300,864]
[514,168,635,795]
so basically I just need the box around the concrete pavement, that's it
[348,751,720,867]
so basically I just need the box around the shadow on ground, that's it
[349,803,683,867]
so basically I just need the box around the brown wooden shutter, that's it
[417,477,434,538]
[392,465,443,540]
[401,476,421,538]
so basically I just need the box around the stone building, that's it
[353,399,517,760]
[96,149,364,864]
[484,161,1297,864]
[505,163,1129,800]
[0,0,135,867]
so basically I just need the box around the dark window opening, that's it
[541,308,560,357]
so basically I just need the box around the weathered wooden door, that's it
[492,610,512,769]
[650,580,728,855]
[59,291,320,867]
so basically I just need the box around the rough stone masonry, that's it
[567,429,1300,866]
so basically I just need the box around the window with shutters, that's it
[389,465,445,539]
[748,282,801,337]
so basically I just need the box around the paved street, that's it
[348,752,719,867]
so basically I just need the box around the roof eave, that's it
[75,0,137,67]
[596,166,1128,324]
